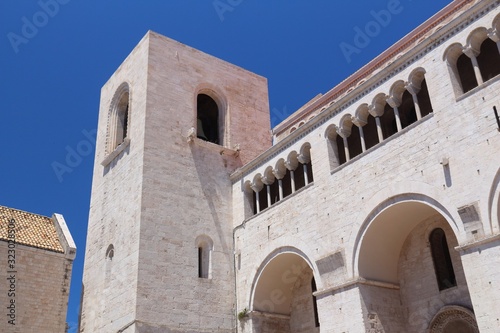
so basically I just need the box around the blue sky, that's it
[0,0,451,331]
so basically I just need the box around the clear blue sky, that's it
[0,0,451,331]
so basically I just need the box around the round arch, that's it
[348,183,465,281]
[194,83,228,146]
[249,246,319,315]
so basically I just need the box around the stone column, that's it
[369,102,384,143]
[285,159,298,193]
[386,96,402,131]
[352,117,367,152]
[463,46,484,86]
[250,180,264,214]
[261,175,275,207]
[272,168,285,201]
[405,82,422,121]
[487,28,500,55]
[297,153,311,185]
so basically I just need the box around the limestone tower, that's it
[80,31,271,333]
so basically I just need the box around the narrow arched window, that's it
[105,244,115,261]
[107,83,131,155]
[114,91,129,149]
[197,94,219,144]
[347,124,362,159]
[311,277,320,327]
[456,53,478,93]
[282,168,293,198]
[429,228,456,291]
[196,236,213,279]
[380,103,398,139]
[477,38,500,81]
[417,78,433,117]
[362,115,379,150]
[335,135,346,165]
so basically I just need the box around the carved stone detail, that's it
[428,306,479,333]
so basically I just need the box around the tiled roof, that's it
[0,206,64,253]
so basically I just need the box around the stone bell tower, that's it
[80,31,271,333]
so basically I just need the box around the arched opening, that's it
[336,135,346,165]
[417,78,433,117]
[429,228,457,291]
[251,251,319,333]
[399,90,418,129]
[380,103,398,139]
[243,181,255,219]
[105,244,114,261]
[363,114,379,150]
[282,168,293,198]
[456,53,478,93]
[325,125,344,168]
[197,94,219,144]
[477,38,500,81]
[347,123,363,160]
[108,84,130,153]
[196,235,213,279]
[116,92,129,146]
[356,200,474,332]
[269,179,280,205]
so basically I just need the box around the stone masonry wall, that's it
[233,4,500,332]
[80,32,150,333]
[0,243,72,333]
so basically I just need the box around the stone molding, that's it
[428,305,479,333]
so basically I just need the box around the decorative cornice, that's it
[272,0,486,137]
[230,0,497,183]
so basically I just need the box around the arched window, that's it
[429,228,456,291]
[477,38,500,81]
[108,84,130,153]
[105,244,114,261]
[417,78,433,117]
[282,168,293,198]
[456,53,478,93]
[398,90,418,128]
[197,94,219,144]
[116,92,129,146]
[346,123,362,160]
[325,125,343,169]
[335,134,347,165]
[362,114,379,150]
[196,236,213,279]
[380,103,398,139]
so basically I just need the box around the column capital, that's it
[285,159,298,171]
[272,168,285,180]
[369,101,385,117]
[386,95,401,108]
[405,81,421,96]
[297,153,310,164]
[250,178,264,192]
[462,45,480,59]
[261,175,275,186]
[336,128,350,139]
[352,116,367,127]
[488,28,500,43]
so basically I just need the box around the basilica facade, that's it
[80,0,500,332]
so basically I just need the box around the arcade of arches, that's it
[249,200,479,332]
